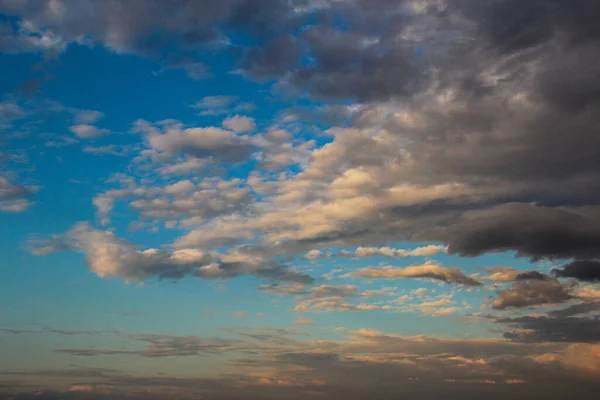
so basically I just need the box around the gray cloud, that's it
[491,279,575,310]
[309,284,357,299]
[0,176,37,212]
[553,260,600,282]
[27,222,313,285]
[498,302,600,343]
[441,204,600,261]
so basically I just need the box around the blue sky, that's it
[1,1,600,400]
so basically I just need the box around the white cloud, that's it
[69,124,111,139]
[28,222,313,284]
[222,115,256,132]
[348,262,481,286]
[140,120,251,162]
[305,245,447,260]
[72,109,104,124]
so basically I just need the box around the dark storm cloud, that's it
[498,302,600,343]
[240,35,300,79]
[553,260,600,282]
[0,0,294,54]
[454,0,600,54]
[441,204,600,260]
[289,24,430,101]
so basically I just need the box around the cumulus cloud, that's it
[156,158,207,176]
[222,115,256,133]
[92,176,252,226]
[348,263,481,286]
[28,222,313,284]
[69,124,111,139]
[491,279,575,310]
[399,296,463,317]
[141,121,251,162]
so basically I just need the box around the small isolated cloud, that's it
[293,317,314,325]
[139,120,251,162]
[223,115,256,132]
[192,96,238,116]
[0,100,27,126]
[309,284,357,299]
[69,124,111,139]
[402,296,462,317]
[205,309,248,317]
[72,109,104,124]
[360,287,396,298]
[257,283,308,297]
[43,135,78,148]
[0,176,38,212]
[294,297,384,313]
[83,145,132,156]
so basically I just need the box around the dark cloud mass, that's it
[553,260,600,282]
[499,302,600,343]
[442,204,600,260]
